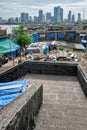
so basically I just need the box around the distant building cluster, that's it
[0,6,82,24]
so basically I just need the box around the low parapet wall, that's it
[77,64,87,97]
[0,83,43,130]
[0,61,77,82]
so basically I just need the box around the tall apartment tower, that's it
[21,13,25,23]
[60,8,63,22]
[77,13,81,22]
[68,11,72,23]
[21,12,29,23]
[38,10,43,22]
[54,6,63,23]
[72,14,75,23]
[25,13,29,23]
[46,12,51,21]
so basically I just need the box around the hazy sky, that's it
[0,0,87,19]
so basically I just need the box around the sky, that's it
[0,0,87,20]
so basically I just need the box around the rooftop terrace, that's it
[0,61,87,130]
[23,74,87,130]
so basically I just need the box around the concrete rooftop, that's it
[22,74,87,130]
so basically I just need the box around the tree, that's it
[13,24,33,47]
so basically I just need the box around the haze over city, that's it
[0,0,87,19]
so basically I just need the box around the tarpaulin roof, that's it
[0,80,29,108]
[0,38,20,54]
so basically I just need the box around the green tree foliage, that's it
[13,24,33,47]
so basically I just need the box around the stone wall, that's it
[0,61,77,82]
[0,83,43,130]
[26,61,77,76]
[77,64,87,97]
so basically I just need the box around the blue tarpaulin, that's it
[43,46,49,55]
[80,40,87,50]
[58,34,65,39]
[81,40,87,44]
[48,33,55,39]
[26,47,40,54]
[6,48,21,57]
[0,80,29,108]
[33,33,39,42]
[68,34,75,39]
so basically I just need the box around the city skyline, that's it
[0,0,87,20]
[0,8,82,24]
[0,7,82,24]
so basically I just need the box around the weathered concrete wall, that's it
[25,61,77,76]
[0,83,43,130]
[0,61,77,82]
[77,64,87,97]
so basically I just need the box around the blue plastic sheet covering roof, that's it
[81,40,87,44]
[58,34,65,39]
[48,33,55,39]
[26,47,40,54]
[26,43,40,54]
[6,48,21,57]
[6,50,17,57]
[0,80,29,108]
[68,34,75,39]
[43,45,49,55]
[33,33,39,42]
[81,40,87,49]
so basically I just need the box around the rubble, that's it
[48,49,87,72]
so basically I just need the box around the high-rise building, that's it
[34,16,39,23]
[46,12,51,21]
[29,16,32,22]
[54,6,63,23]
[21,12,29,23]
[60,8,63,22]
[15,17,19,23]
[25,13,29,23]
[68,11,72,23]
[77,13,81,22]
[72,14,75,23]
[21,12,26,23]
[0,17,3,23]
[7,17,14,23]
[38,10,43,22]
[54,7,58,22]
